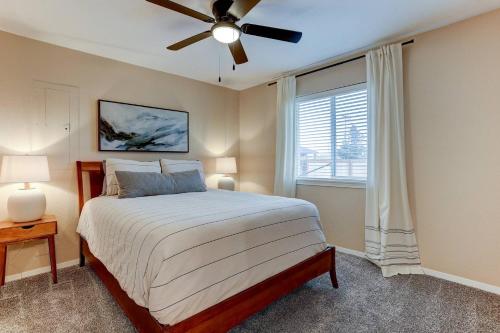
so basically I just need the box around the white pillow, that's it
[105,158,161,196]
[160,159,205,181]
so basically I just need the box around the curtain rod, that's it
[268,39,414,86]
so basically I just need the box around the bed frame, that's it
[76,161,338,333]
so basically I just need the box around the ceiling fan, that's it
[146,0,303,65]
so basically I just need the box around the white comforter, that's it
[77,190,327,325]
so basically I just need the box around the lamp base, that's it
[218,176,235,191]
[7,188,47,222]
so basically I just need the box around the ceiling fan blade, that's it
[228,40,248,64]
[146,0,215,23]
[241,23,302,43]
[167,31,212,51]
[228,0,261,19]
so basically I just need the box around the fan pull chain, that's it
[218,49,222,83]
[231,37,236,71]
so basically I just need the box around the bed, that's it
[76,161,338,333]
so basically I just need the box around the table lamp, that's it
[0,155,50,222]
[216,157,237,191]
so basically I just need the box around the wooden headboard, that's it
[76,161,104,213]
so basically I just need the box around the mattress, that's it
[77,189,327,325]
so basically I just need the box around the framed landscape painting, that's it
[98,100,189,152]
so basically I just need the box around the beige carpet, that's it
[1,253,498,333]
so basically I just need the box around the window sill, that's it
[296,178,366,189]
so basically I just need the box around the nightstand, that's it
[0,215,58,286]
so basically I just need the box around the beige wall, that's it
[403,9,500,287]
[239,9,500,287]
[0,30,239,277]
[239,83,277,194]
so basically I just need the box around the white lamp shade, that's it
[216,157,237,174]
[0,155,50,183]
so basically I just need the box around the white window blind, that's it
[296,84,368,181]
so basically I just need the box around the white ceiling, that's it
[1,0,499,90]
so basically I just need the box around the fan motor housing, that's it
[212,0,239,22]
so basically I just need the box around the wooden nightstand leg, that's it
[48,236,57,284]
[79,237,85,267]
[0,244,6,286]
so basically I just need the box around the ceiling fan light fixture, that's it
[212,22,241,44]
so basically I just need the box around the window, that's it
[296,84,368,183]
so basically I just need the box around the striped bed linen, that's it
[77,189,327,325]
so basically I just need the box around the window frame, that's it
[295,83,368,188]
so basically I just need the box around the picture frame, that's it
[98,100,189,153]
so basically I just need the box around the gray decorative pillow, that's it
[171,170,207,194]
[115,171,176,199]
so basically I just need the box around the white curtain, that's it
[274,76,297,197]
[365,43,423,277]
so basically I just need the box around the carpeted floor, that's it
[0,253,498,333]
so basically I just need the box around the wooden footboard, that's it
[81,238,337,333]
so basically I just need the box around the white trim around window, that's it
[295,83,368,185]
[296,177,366,189]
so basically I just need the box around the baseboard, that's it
[335,246,366,258]
[422,267,500,295]
[5,259,80,283]
[334,245,500,295]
